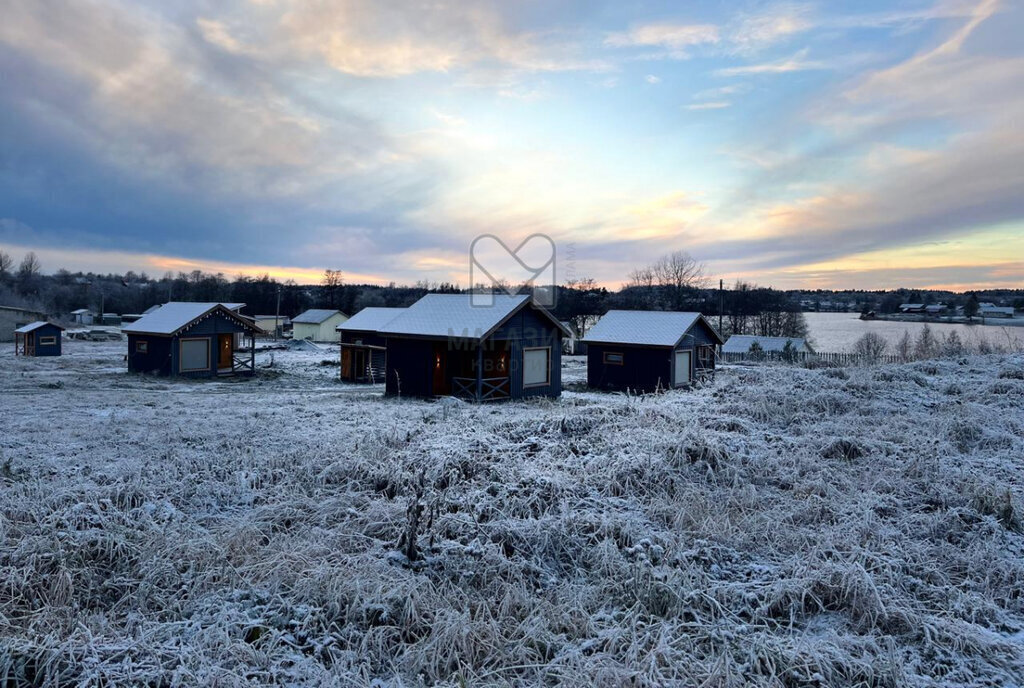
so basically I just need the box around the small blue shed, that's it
[14,321,64,357]
[377,294,569,401]
[122,302,263,378]
[583,310,724,393]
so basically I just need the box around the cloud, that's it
[729,3,814,53]
[604,22,719,59]
[714,48,826,76]
[645,74,661,84]
[686,102,731,110]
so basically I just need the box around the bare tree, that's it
[0,250,12,281]
[853,332,888,362]
[322,269,344,308]
[626,251,705,310]
[16,252,41,295]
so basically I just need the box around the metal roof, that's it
[292,309,346,324]
[378,294,569,341]
[15,321,64,334]
[722,335,814,354]
[337,307,407,332]
[583,310,721,347]
[122,302,258,336]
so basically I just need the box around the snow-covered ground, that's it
[2,341,1023,686]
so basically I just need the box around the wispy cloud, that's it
[714,48,826,76]
[645,74,661,84]
[604,22,719,59]
[686,101,731,111]
[729,3,814,53]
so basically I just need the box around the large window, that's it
[179,338,210,372]
[523,347,550,387]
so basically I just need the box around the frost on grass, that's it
[1,342,1024,686]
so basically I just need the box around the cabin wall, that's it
[384,337,435,397]
[587,343,673,393]
[491,309,562,399]
[1,310,47,342]
[127,334,173,375]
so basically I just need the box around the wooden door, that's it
[354,349,366,381]
[218,334,233,369]
[341,348,352,379]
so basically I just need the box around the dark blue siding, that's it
[26,323,63,357]
[128,311,250,378]
[127,334,173,375]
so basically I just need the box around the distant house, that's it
[378,294,568,401]
[560,321,582,355]
[14,321,64,357]
[292,309,349,342]
[722,335,815,362]
[254,315,290,337]
[70,308,96,325]
[899,303,926,314]
[980,305,1015,319]
[925,304,948,316]
[583,311,724,393]
[337,307,406,383]
[122,302,263,378]
[1,305,49,342]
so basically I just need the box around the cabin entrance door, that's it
[218,334,233,370]
[673,350,691,387]
[25,333,35,356]
[353,349,367,381]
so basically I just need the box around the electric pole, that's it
[274,285,281,341]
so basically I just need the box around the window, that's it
[523,347,550,387]
[698,345,715,367]
[136,340,148,354]
[179,338,210,372]
[603,351,624,365]
[39,336,57,345]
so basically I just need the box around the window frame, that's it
[179,337,210,373]
[602,351,624,366]
[522,346,551,388]
[136,340,148,354]
[39,335,57,346]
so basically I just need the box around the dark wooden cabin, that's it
[14,321,64,357]
[337,307,406,383]
[583,310,724,393]
[378,294,569,401]
[122,302,262,378]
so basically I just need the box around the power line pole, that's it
[274,285,281,341]
[718,278,724,334]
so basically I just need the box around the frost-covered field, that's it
[2,341,1024,686]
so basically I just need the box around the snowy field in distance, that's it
[2,340,1024,686]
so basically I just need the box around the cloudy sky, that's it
[1,0,1022,290]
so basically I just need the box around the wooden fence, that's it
[722,351,904,366]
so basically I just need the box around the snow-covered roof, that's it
[722,335,814,354]
[70,308,93,315]
[899,303,925,309]
[582,310,721,347]
[15,321,63,334]
[122,302,257,336]
[981,306,1014,315]
[338,307,407,332]
[292,309,346,324]
[378,294,568,340]
[142,304,162,314]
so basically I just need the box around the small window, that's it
[136,340,148,354]
[698,345,715,366]
[603,351,624,365]
[523,347,550,387]
[39,336,57,345]
[179,338,210,372]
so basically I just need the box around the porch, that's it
[436,339,511,402]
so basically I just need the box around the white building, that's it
[292,309,349,342]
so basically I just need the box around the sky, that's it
[1,0,1022,291]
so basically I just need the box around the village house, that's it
[292,309,349,342]
[254,315,290,337]
[0,305,49,342]
[721,334,816,362]
[583,310,724,393]
[377,294,567,401]
[14,321,65,357]
[122,302,262,378]
[337,307,406,383]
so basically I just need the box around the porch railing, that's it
[452,376,511,401]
